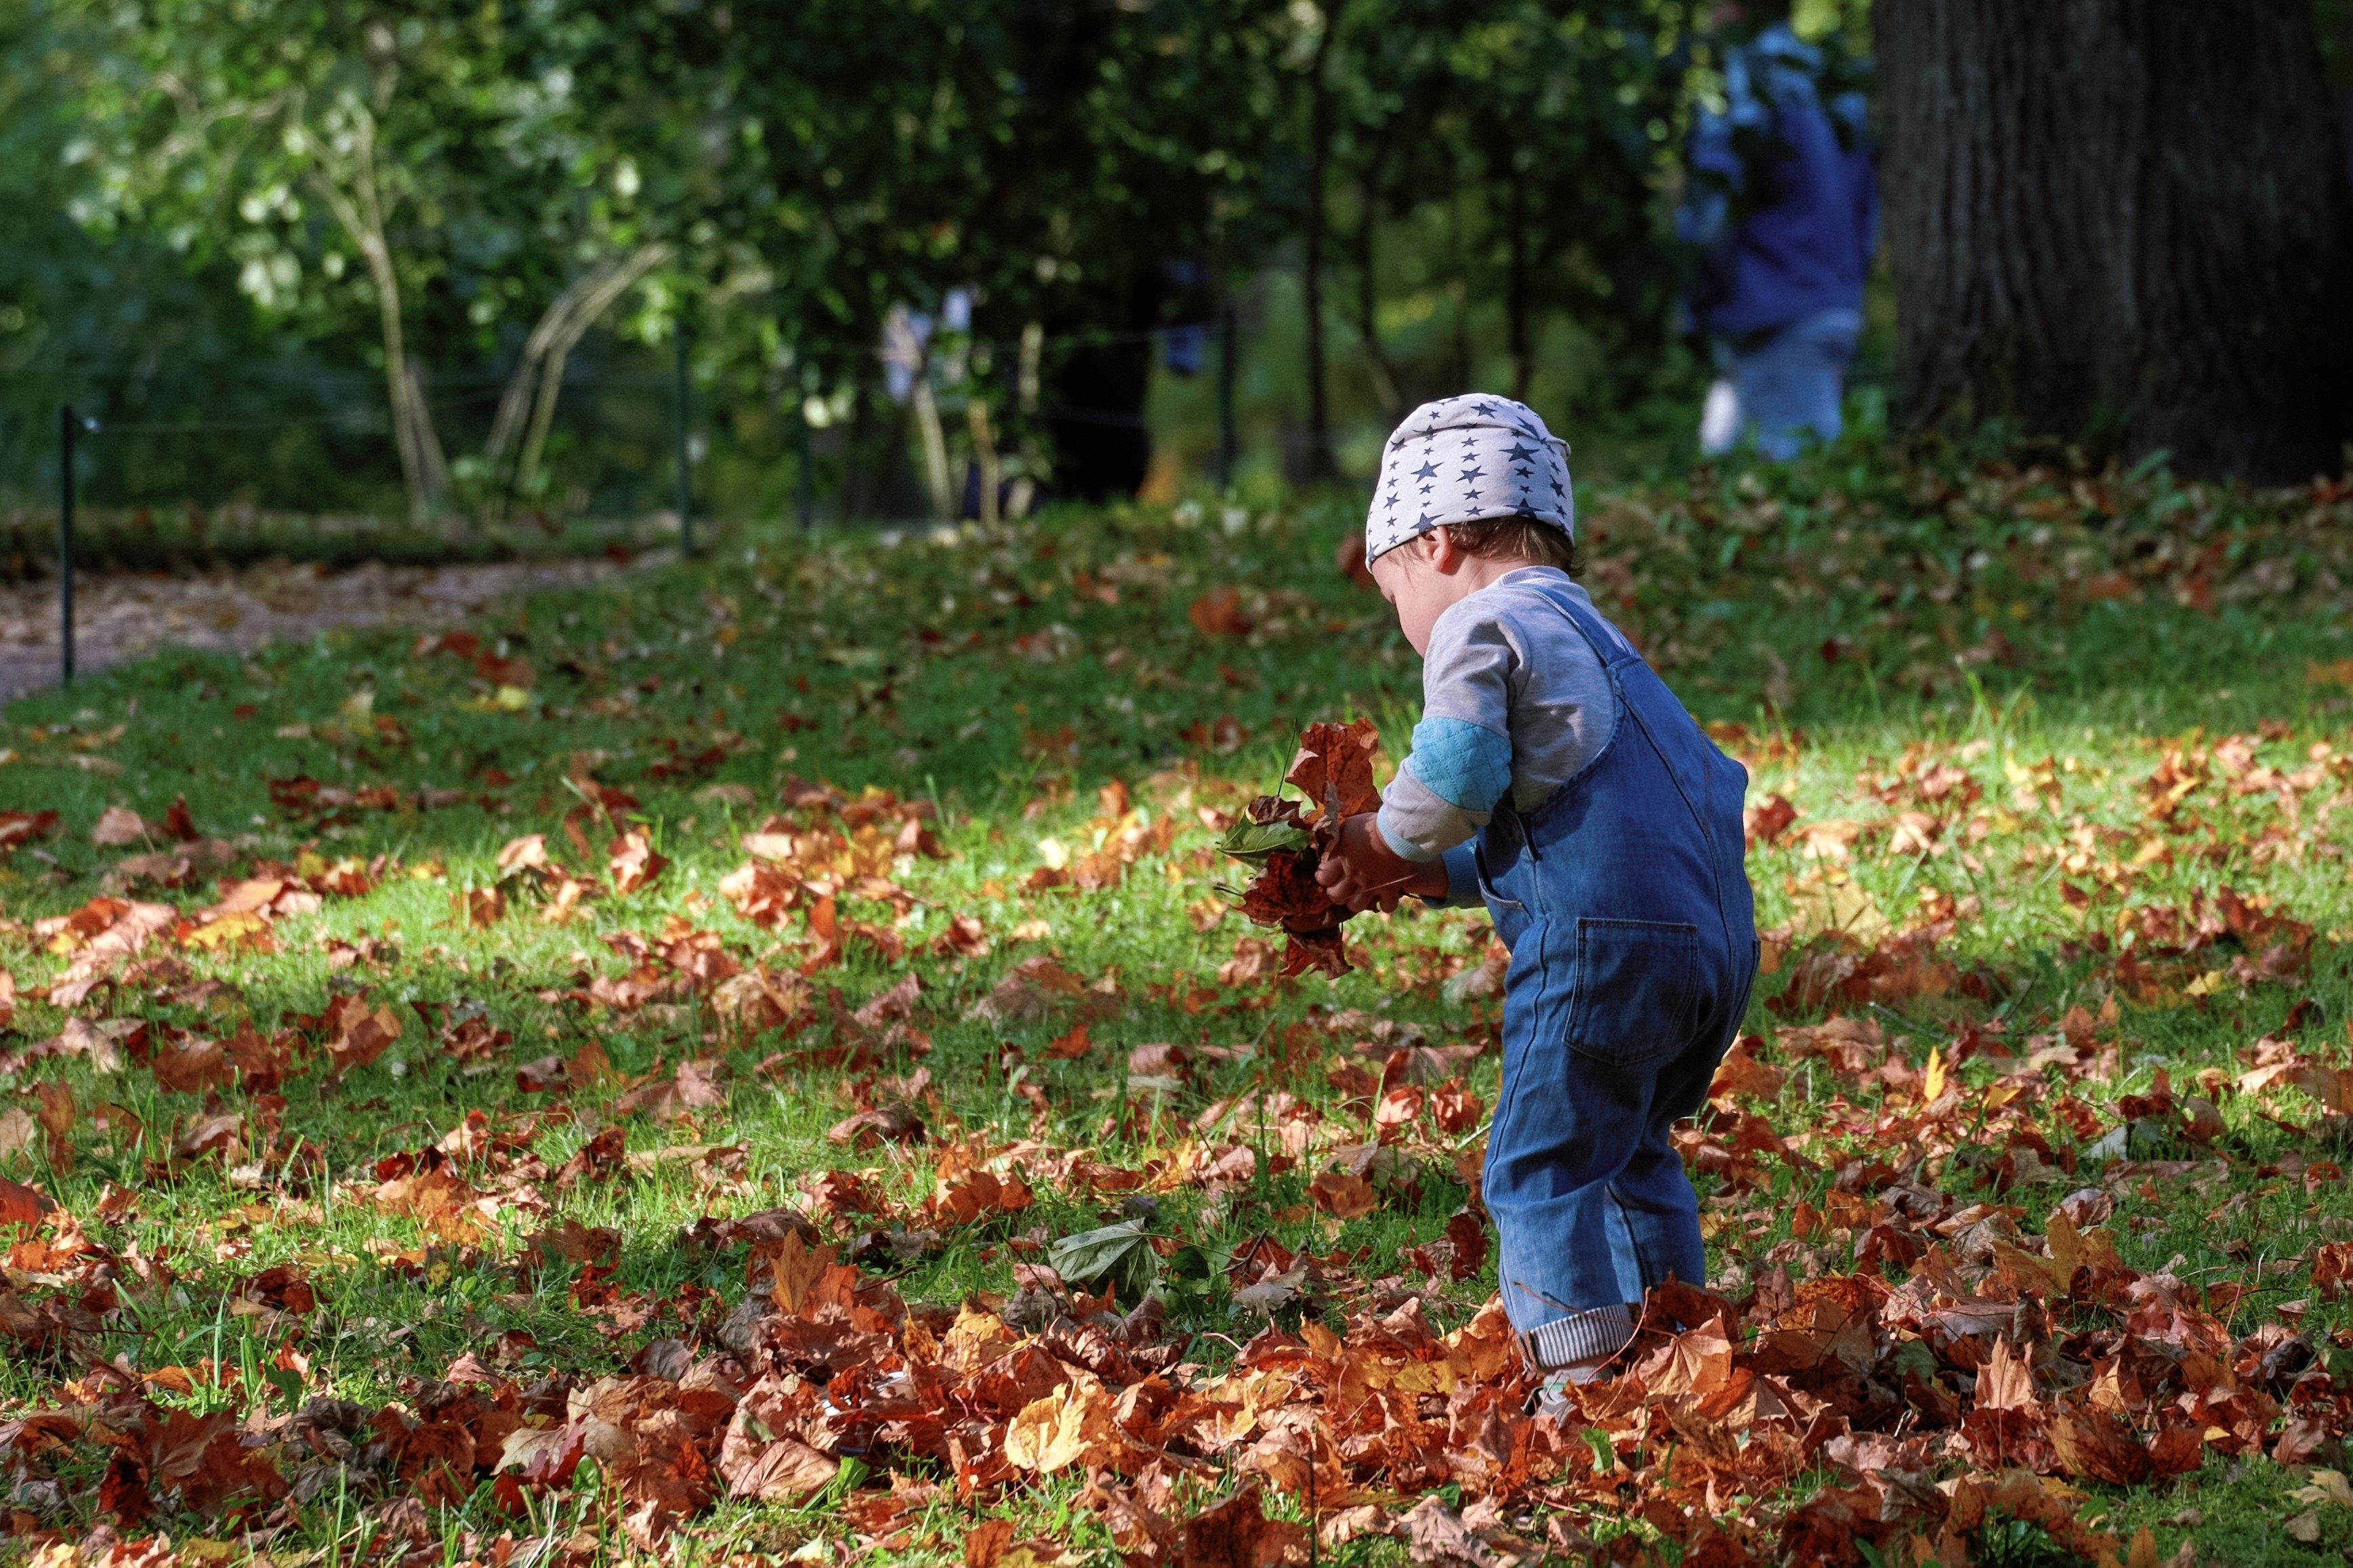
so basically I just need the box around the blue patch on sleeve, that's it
[1404,716,1513,811]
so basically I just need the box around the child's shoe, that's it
[1526,1357,1615,1421]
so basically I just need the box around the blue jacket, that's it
[1678,27,1876,339]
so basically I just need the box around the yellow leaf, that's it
[1003,1386,1108,1475]
[2291,1468,2353,1508]
[181,911,270,950]
[1785,867,1890,943]
[1921,1045,1947,1103]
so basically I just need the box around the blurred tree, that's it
[1453,3,1687,405]
[0,1,394,510]
[18,0,1731,517]
[1328,2,1688,436]
[71,0,674,520]
[1879,1,2353,480]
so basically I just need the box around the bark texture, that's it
[1880,0,2353,480]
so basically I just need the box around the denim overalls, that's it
[1470,575,1758,1370]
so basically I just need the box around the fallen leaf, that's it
[92,806,151,846]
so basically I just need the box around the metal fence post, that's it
[58,404,76,688]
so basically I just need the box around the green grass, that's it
[3,433,2353,1561]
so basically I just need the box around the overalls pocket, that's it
[1473,839,1526,912]
[1564,917,1701,1068]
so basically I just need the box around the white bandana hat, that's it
[1365,394,1574,561]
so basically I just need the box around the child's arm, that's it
[1316,811,1450,912]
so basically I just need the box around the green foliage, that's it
[1046,1219,1161,1300]
[1216,815,1317,865]
[2,0,1760,517]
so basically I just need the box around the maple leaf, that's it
[966,955,1085,1024]
[495,833,551,879]
[1308,1170,1377,1220]
[453,886,507,927]
[709,965,810,1038]
[149,1034,234,1095]
[45,898,175,1007]
[1003,1384,1120,1475]
[1180,1484,1308,1568]
[1285,717,1383,819]
[1743,792,1800,848]
[828,1101,925,1149]
[1633,1320,1734,1399]
[322,994,404,1074]
[236,1265,317,1316]
[852,972,923,1027]
[0,1179,53,1231]
[1428,1080,1484,1133]
[524,1221,623,1271]
[2049,1403,2150,1486]
[763,1231,844,1313]
[91,806,152,847]
[720,865,804,926]
[1188,585,1253,638]
[931,913,992,956]
[615,1057,730,1120]
[720,1435,837,1502]
[0,810,59,851]
[1210,723,1386,978]
[609,829,670,895]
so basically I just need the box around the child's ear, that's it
[1428,526,1461,574]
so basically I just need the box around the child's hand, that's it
[1316,812,1447,912]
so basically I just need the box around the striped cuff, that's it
[1518,1304,1638,1372]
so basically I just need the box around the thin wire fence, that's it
[0,315,1237,541]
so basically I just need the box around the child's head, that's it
[1365,396,1577,652]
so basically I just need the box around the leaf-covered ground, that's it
[5,444,2353,1567]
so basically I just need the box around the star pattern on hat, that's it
[1363,395,1575,561]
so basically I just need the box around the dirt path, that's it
[0,558,628,704]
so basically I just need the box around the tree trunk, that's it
[487,241,671,499]
[1301,8,1340,482]
[1879,0,2353,481]
[307,105,441,522]
[967,398,1001,526]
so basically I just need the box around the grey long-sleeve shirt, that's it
[1375,568,1627,900]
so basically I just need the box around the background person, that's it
[1678,11,1877,461]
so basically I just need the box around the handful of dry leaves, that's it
[1214,716,1383,977]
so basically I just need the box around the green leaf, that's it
[1215,818,1314,866]
[1047,1220,1159,1301]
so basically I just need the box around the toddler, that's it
[1317,395,1758,1388]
